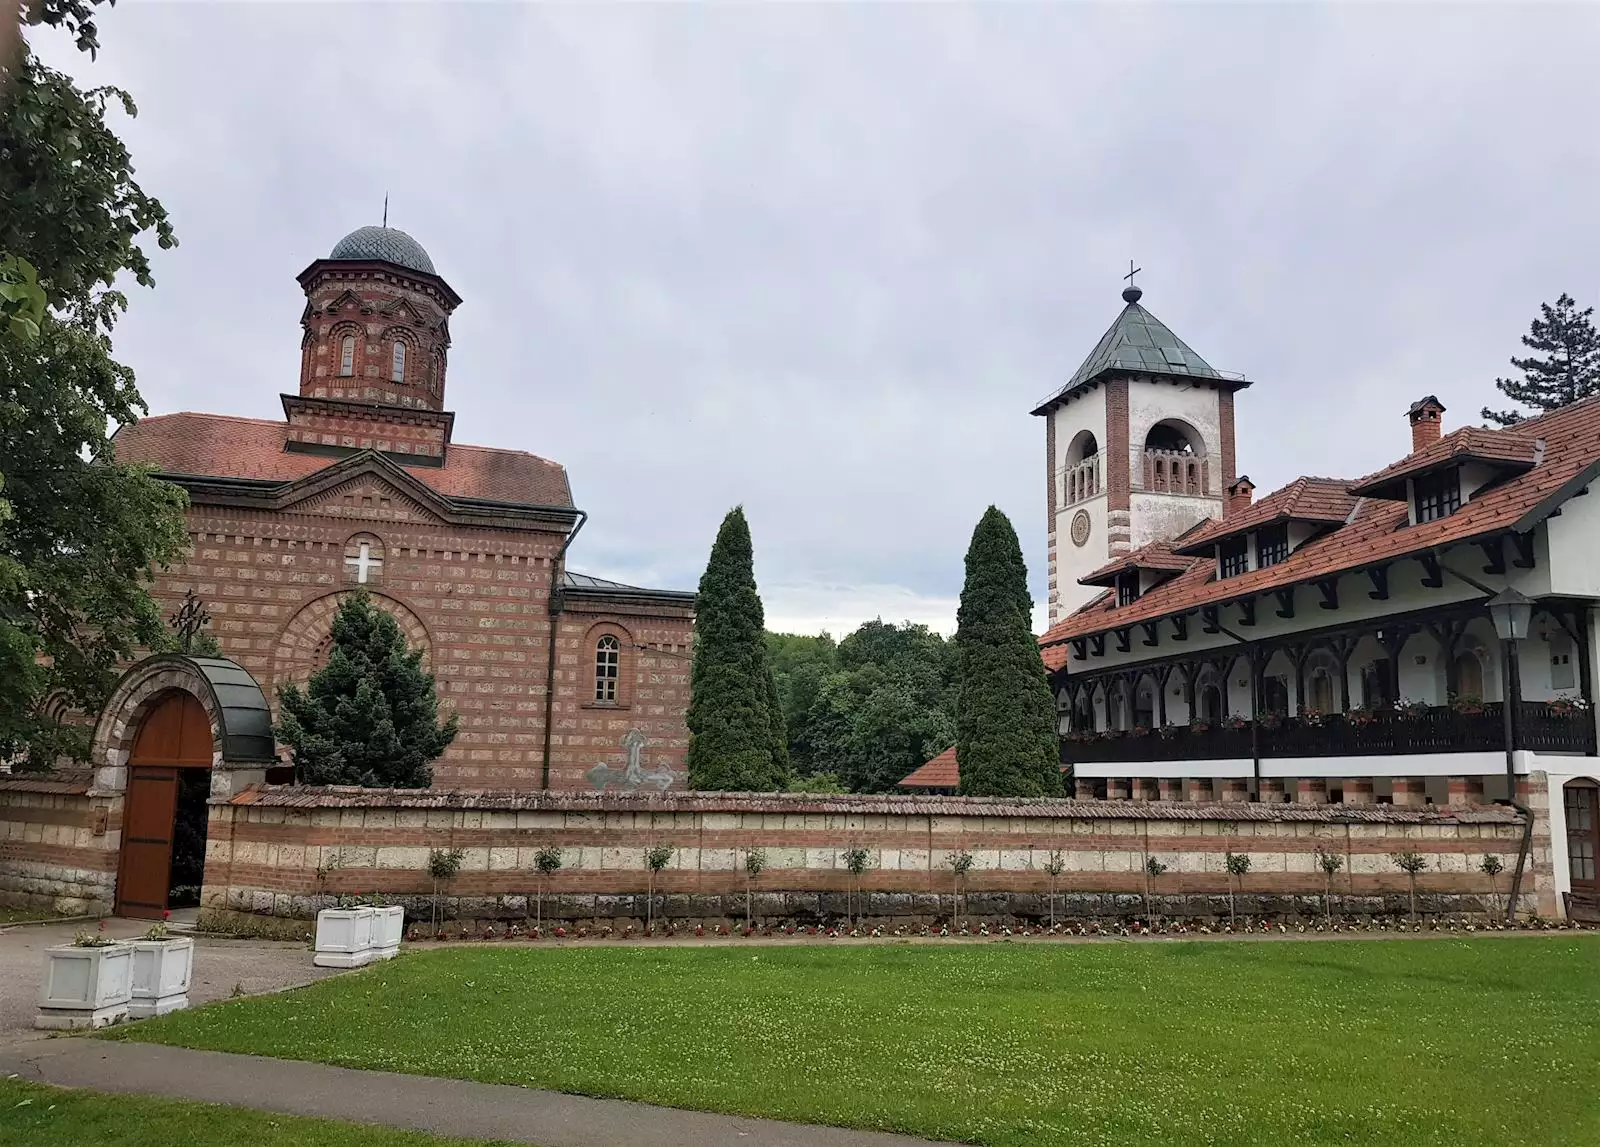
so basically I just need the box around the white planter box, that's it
[314,906,377,968]
[129,937,195,1019]
[372,905,405,959]
[37,942,133,1029]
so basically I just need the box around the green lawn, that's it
[0,1079,510,1146]
[114,937,1600,1146]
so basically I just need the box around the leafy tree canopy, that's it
[1482,293,1600,426]
[275,593,458,788]
[1,7,188,768]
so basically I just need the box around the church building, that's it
[111,224,695,794]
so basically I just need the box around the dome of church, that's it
[327,226,436,275]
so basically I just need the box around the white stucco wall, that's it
[1129,491,1221,550]
[1544,481,1600,598]
[1127,378,1223,491]
[1050,386,1111,620]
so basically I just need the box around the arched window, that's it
[1454,652,1485,701]
[339,335,355,377]
[594,635,621,703]
[391,341,406,383]
[1199,685,1223,723]
[1144,421,1198,455]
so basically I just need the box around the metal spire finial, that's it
[1122,259,1143,304]
[382,194,389,229]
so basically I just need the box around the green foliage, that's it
[275,593,458,787]
[784,771,848,794]
[1144,856,1168,878]
[686,508,788,791]
[1482,293,1600,425]
[947,849,974,878]
[0,11,188,768]
[645,843,675,873]
[1390,851,1429,875]
[533,845,564,878]
[842,846,872,877]
[1315,848,1345,877]
[743,846,768,879]
[1224,851,1252,877]
[426,848,464,882]
[953,507,1060,797]
[1045,850,1066,878]
[1479,854,1504,877]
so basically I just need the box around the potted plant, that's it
[129,911,195,1018]
[37,921,133,1029]
[370,891,405,960]
[314,892,377,968]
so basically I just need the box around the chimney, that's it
[1225,475,1255,518]
[1408,396,1446,453]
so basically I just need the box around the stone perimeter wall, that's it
[0,775,120,916]
[195,777,1559,927]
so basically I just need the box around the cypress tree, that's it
[687,507,787,790]
[276,592,458,787]
[1482,293,1600,426]
[954,506,1061,797]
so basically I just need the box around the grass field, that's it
[0,1079,509,1146]
[114,936,1600,1146]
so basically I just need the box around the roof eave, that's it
[1030,368,1251,416]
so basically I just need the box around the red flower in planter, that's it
[694,924,705,937]
[553,926,567,938]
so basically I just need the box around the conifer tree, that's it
[1482,293,1600,426]
[276,592,458,788]
[686,507,788,790]
[954,506,1061,797]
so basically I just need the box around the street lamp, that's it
[1486,586,1534,924]
[1487,587,1533,799]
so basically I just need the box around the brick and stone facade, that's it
[109,225,695,791]
[184,780,1551,930]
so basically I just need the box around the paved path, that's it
[1,1039,953,1147]
[0,918,341,1039]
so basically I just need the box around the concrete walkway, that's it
[0,918,342,1040]
[0,1039,953,1147]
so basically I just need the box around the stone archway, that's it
[271,590,433,699]
[93,655,276,919]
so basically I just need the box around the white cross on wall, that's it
[345,542,382,584]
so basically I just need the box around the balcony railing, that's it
[1063,457,1102,506]
[1061,701,1595,765]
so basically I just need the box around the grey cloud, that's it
[37,2,1600,631]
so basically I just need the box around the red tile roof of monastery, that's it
[1347,426,1540,497]
[112,413,573,507]
[1038,395,1600,652]
[897,746,958,789]
[1080,539,1196,585]
[1173,477,1358,553]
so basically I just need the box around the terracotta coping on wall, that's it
[225,784,1519,825]
[0,771,94,796]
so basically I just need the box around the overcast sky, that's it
[37,1,1600,636]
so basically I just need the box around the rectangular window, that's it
[1256,524,1289,569]
[1414,468,1461,523]
[1218,538,1249,579]
[1116,572,1139,607]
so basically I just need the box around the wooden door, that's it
[116,767,180,918]
[114,692,213,919]
[1566,783,1599,922]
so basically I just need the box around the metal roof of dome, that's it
[328,225,436,275]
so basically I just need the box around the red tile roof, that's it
[112,413,573,507]
[1038,394,1600,651]
[1348,426,1539,498]
[897,746,957,789]
[1080,539,1195,586]
[1173,477,1358,554]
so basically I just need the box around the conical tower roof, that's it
[1031,285,1247,415]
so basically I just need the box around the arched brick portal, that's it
[271,590,433,701]
[93,655,276,918]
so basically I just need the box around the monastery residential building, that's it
[909,283,1600,921]
[111,224,695,796]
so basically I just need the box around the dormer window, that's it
[1116,571,1139,607]
[1219,537,1249,579]
[1256,524,1289,569]
[1414,467,1461,523]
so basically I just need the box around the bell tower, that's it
[1033,284,1250,624]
